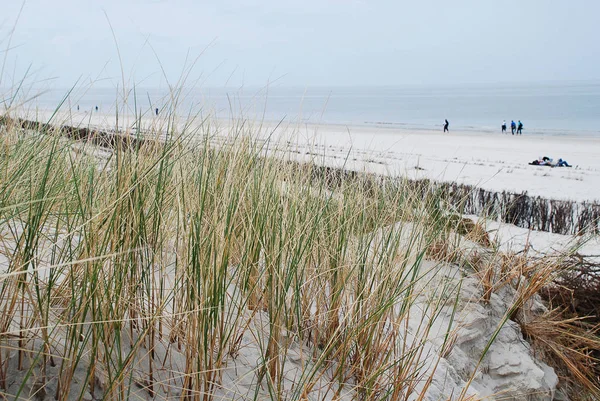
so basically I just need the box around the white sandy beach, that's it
[24,108,600,203]
[271,123,600,203]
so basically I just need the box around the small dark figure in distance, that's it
[95,105,98,112]
[517,120,523,135]
[77,105,79,111]
[443,119,449,132]
[502,120,507,133]
[529,156,552,166]
[511,120,516,135]
[155,107,159,116]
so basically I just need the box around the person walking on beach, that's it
[443,119,449,132]
[95,105,98,112]
[511,120,516,135]
[502,120,507,133]
[517,120,523,135]
[155,107,159,116]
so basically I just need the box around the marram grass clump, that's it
[0,108,465,401]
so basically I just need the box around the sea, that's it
[14,80,600,137]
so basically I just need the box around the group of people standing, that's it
[502,120,523,135]
[443,119,524,135]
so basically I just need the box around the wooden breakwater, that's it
[435,181,600,235]
[2,115,599,236]
[0,116,150,150]
[308,165,600,236]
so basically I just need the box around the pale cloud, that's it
[1,0,599,88]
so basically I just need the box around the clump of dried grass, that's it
[542,253,600,324]
[520,308,600,400]
[447,215,492,248]
[425,239,462,264]
[530,253,600,399]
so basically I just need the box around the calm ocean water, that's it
[22,81,600,136]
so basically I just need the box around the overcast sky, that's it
[2,0,599,89]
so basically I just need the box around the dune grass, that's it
[0,105,461,400]
[0,96,597,401]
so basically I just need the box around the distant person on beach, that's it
[511,120,516,135]
[517,120,523,135]
[557,158,572,167]
[77,105,79,111]
[95,106,98,112]
[443,119,449,132]
[155,107,159,116]
[529,156,552,166]
[502,120,507,133]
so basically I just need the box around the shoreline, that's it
[27,101,600,138]
[26,80,600,137]
[360,121,600,137]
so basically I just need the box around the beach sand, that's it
[266,122,600,203]
[26,107,600,203]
